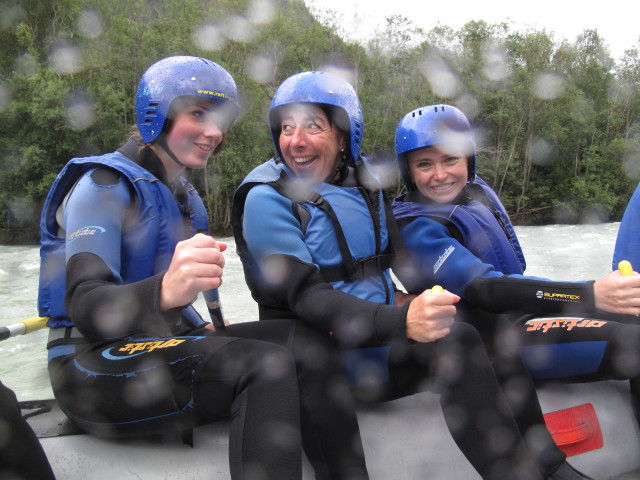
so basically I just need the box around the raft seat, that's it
[24,381,640,479]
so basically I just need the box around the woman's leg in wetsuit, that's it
[387,322,547,480]
[49,326,302,480]
[194,335,301,479]
[457,309,569,478]
[224,320,369,480]
[521,316,640,425]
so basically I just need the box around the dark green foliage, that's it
[1,0,639,243]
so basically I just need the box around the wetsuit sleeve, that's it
[398,216,597,315]
[613,183,640,270]
[243,185,408,346]
[465,277,596,315]
[63,168,179,339]
[396,216,503,295]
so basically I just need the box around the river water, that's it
[0,223,623,401]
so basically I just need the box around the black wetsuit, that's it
[0,380,56,479]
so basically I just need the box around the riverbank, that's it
[0,227,39,246]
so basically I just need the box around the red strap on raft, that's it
[543,403,603,456]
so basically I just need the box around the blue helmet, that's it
[136,56,240,143]
[268,71,364,164]
[395,104,476,190]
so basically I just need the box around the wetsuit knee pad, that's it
[448,321,484,346]
[199,338,297,387]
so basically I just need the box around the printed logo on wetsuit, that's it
[536,290,580,303]
[68,226,106,242]
[526,317,607,332]
[434,245,455,274]
[103,339,187,359]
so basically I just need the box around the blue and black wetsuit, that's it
[392,179,640,415]
[38,139,309,479]
[233,158,568,479]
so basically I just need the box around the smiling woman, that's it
[34,55,311,480]
[157,98,226,177]
[406,146,469,203]
[391,104,640,480]
[276,104,346,180]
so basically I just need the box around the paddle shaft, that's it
[0,316,48,342]
[194,233,226,329]
[203,288,226,329]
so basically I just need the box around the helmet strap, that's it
[155,132,186,169]
[325,162,342,184]
[327,147,351,184]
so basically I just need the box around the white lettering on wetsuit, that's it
[434,245,455,274]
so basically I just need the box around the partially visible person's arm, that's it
[613,183,640,270]
[0,381,55,480]
[398,216,600,315]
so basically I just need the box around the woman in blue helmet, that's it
[392,104,640,318]
[391,104,640,472]
[232,71,591,480]
[38,56,316,479]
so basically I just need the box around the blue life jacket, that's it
[392,178,526,275]
[38,151,209,329]
[232,158,399,308]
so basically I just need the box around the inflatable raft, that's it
[22,378,640,479]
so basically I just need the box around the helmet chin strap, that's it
[326,144,351,184]
[155,133,185,168]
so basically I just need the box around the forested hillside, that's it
[1,0,639,242]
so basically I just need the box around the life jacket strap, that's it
[320,253,394,283]
[268,170,406,284]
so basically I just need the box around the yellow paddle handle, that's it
[430,285,444,293]
[19,316,49,333]
[619,260,634,276]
